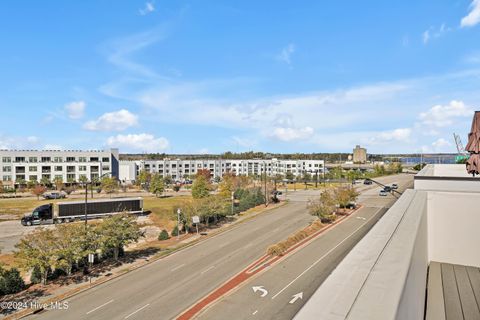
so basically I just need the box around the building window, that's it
[67,174,76,182]
[90,157,99,162]
[102,157,110,162]
[67,166,75,173]
[29,166,37,172]
[53,157,63,162]
[172,164,177,168]
[79,166,87,171]
[54,166,63,171]
[54,175,63,180]
[41,157,51,162]
[2,166,11,172]
[15,157,25,163]
[79,157,87,162]
[102,166,110,171]
[41,166,51,173]
[29,175,37,181]
[2,175,11,181]
[2,157,11,163]
[29,157,37,163]
[66,157,75,162]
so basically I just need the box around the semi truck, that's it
[20,197,144,226]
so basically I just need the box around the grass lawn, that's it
[0,197,73,217]
[142,195,192,229]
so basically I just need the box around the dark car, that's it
[363,179,373,185]
[392,183,398,189]
[383,186,392,192]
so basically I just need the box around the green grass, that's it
[0,197,75,217]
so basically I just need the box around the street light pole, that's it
[177,208,181,240]
[84,172,111,227]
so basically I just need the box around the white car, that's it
[379,190,388,196]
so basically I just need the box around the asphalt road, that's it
[195,174,414,320]
[28,174,412,320]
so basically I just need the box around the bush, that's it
[267,244,286,256]
[158,229,170,241]
[30,266,43,284]
[171,225,179,237]
[320,214,337,224]
[0,268,25,295]
[173,185,181,192]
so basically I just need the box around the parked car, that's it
[345,202,357,209]
[383,186,392,192]
[392,183,398,190]
[379,190,388,196]
[42,191,66,200]
[363,179,373,185]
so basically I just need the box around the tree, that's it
[163,175,173,186]
[14,228,58,285]
[54,177,63,191]
[285,171,295,181]
[149,174,165,197]
[158,229,169,241]
[302,172,312,182]
[32,185,47,200]
[0,267,25,295]
[79,175,88,184]
[137,170,151,189]
[101,176,118,196]
[196,169,211,181]
[218,173,235,199]
[171,225,179,237]
[98,214,143,261]
[53,224,87,276]
[0,180,4,193]
[40,176,52,187]
[192,175,210,199]
[308,190,336,223]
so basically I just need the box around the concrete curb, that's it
[4,201,287,320]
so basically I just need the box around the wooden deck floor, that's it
[426,262,480,320]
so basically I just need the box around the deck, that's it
[426,262,480,320]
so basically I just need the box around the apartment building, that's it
[119,158,325,183]
[0,148,119,186]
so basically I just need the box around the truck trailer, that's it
[21,197,144,226]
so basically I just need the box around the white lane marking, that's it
[271,208,380,300]
[124,303,150,319]
[86,299,114,314]
[356,216,366,220]
[252,310,258,315]
[171,263,186,272]
[201,265,215,274]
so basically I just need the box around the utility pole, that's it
[231,191,234,216]
[264,162,268,207]
[315,170,318,188]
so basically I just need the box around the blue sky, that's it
[1,1,480,154]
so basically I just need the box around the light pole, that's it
[84,172,111,228]
[231,191,234,216]
[177,208,181,240]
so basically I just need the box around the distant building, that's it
[353,145,367,163]
[0,148,119,187]
[119,158,325,183]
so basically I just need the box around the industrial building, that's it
[353,145,367,163]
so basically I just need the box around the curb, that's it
[176,205,363,320]
[4,201,287,320]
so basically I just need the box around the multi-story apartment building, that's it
[119,158,325,183]
[0,148,119,186]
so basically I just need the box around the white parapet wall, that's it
[294,190,429,320]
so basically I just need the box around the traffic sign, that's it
[192,216,200,224]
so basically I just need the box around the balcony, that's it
[295,164,480,320]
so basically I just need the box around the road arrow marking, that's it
[252,286,268,297]
[289,292,303,304]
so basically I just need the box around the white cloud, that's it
[270,126,314,142]
[422,30,430,44]
[276,43,295,65]
[0,135,39,149]
[84,109,139,131]
[431,138,452,151]
[106,133,169,152]
[422,24,450,44]
[370,128,412,144]
[461,0,480,27]
[43,144,63,150]
[139,2,155,15]
[418,100,472,128]
[64,101,86,119]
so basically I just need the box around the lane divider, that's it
[176,206,363,320]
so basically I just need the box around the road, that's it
[29,174,412,320]
[194,174,413,320]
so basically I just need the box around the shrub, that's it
[171,225,179,237]
[173,185,181,192]
[0,268,25,295]
[158,229,170,241]
[267,244,286,256]
[320,214,337,223]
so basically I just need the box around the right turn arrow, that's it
[289,292,303,304]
